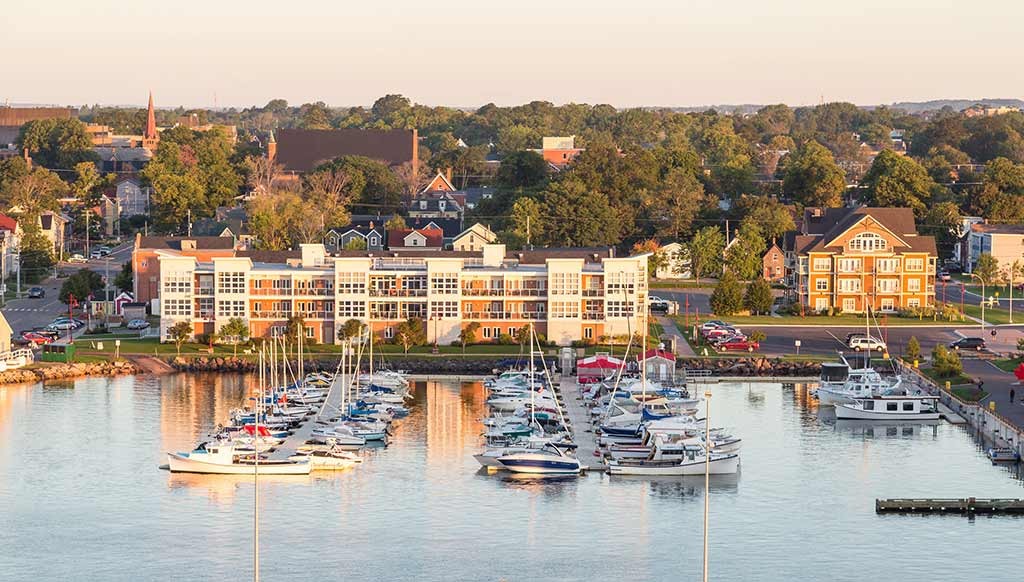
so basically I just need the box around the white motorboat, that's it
[607,443,740,476]
[487,391,558,412]
[166,442,311,475]
[834,396,939,421]
[816,362,902,406]
[608,431,742,460]
[496,443,582,475]
[289,447,362,470]
[310,426,367,446]
[474,437,577,469]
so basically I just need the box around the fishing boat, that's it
[289,447,362,470]
[815,357,902,406]
[987,447,1021,463]
[166,442,311,475]
[607,444,740,476]
[496,443,582,475]
[834,395,939,421]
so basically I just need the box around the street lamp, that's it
[970,273,986,334]
[431,315,440,354]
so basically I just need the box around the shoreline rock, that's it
[0,360,139,385]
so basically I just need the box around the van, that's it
[848,336,886,352]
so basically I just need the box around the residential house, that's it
[966,224,1024,276]
[461,186,494,210]
[408,217,463,247]
[653,242,690,279]
[38,211,69,257]
[408,191,465,221]
[112,177,151,217]
[386,227,444,252]
[531,136,584,170]
[272,128,418,174]
[790,207,937,313]
[132,235,237,309]
[0,310,12,353]
[762,241,785,283]
[0,213,21,279]
[155,243,640,346]
[452,223,497,252]
[325,223,385,252]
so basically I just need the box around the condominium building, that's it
[156,243,648,346]
[791,207,937,313]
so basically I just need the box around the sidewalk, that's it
[655,315,696,357]
[962,359,1024,430]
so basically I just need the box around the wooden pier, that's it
[876,497,1024,514]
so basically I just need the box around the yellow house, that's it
[793,207,937,313]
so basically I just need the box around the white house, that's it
[654,242,691,279]
[452,223,497,252]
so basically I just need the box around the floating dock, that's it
[937,402,967,424]
[558,375,605,472]
[876,498,1024,514]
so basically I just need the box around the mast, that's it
[529,321,536,430]
[701,389,712,582]
[254,347,262,582]
[368,323,374,377]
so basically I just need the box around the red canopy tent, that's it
[576,354,624,377]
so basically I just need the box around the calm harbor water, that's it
[2,374,1023,582]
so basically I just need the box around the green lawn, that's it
[960,304,1018,325]
[993,357,1023,373]
[649,280,711,290]
[952,386,989,402]
[920,366,973,387]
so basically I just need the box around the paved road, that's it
[963,359,1024,434]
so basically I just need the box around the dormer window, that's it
[439,201,446,211]
[420,201,427,210]
[849,232,887,252]
[370,236,379,246]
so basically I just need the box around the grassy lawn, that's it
[649,280,711,290]
[920,366,973,387]
[676,313,960,328]
[952,386,989,402]
[993,357,1023,373]
[960,304,1017,325]
[649,322,665,337]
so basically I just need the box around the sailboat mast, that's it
[529,321,535,429]
[254,347,262,582]
[369,324,374,377]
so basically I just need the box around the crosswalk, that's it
[1,308,45,312]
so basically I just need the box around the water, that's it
[1,375,1022,582]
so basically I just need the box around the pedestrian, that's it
[1011,388,1016,403]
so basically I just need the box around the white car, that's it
[848,336,887,352]
[68,253,87,263]
[126,319,150,330]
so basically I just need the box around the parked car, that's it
[700,320,729,332]
[89,249,104,259]
[126,319,150,330]
[648,295,664,303]
[848,336,887,352]
[68,253,87,263]
[649,302,669,313]
[27,287,44,299]
[49,318,84,331]
[937,271,952,282]
[27,328,59,341]
[716,337,760,352]
[97,246,112,256]
[21,331,53,345]
[704,327,741,341]
[950,337,986,351]
[711,333,748,347]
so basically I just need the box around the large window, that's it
[838,279,861,292]
[907,279,921,292]
[815,279,828,291]
[812,258,831,271]
[549,272,580,295]
[876,258,899,273]
[877,279,899,293]
[337,301,366,318]
[163,299,192,317]
[217,300,246,318]
[550,300,580,319]
[430,300,459,319]
[848,232,888,252]
[217,272,245,294]
[606,271,637,294]
[606,300,635,318]
[905,258,924,271]
[337,272,366,294]
[837,258,862,273]
[430,273,459,294]
[163,272,192,294]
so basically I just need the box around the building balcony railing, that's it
[294,311,332,320]
[582,312,603,320]
[369,312,401,320]
[582,289,604,297]
[251,311,292,319]
[369,289,428,297]
[505,288,547,297]
[196,288,215,297]
[464,311,546,320]
[251,288,334,296]
[251,288,292,296]
[462,288,504,296]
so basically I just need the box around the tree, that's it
[339,318,365,343]
[710,271,744,316]
[734,196,795,241]
[973,253,1002,286]
[748,330,767,345]
[247,191,305,250]
[114,260,133,293]
[632,239,667,277]
[725,221,766,280]
[395,317,426,354]
[315,156,403,212]
[59,269,104,305]
[168,321,193,356]
[394,160,430,199]
[783,140,846,207]
[496,151,548,189]
[343,237,367,250]
[540,177,620,246]
[0,167,65,219]
[922,201,963,256]
[459,322,481,355]
[647,168,708,240]
[18,227,55,284]
[684,226,725,281]
[744,278,774,315]
[862,150,936,216]
[285,315,308,344]
[906,336,921,362]
[303,167,353,228]
[300,101,332,129]
[384,215,407,230]
[243,155,283,195]
[219,317,250,356]
[504,196,543,248]
[70,162,105,206]
[16,118,98,168]
[931,344,963,378]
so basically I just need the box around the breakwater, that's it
[0,360,138,385]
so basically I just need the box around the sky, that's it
[5,0,1023,109]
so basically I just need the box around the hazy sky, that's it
[6,0,1022,109]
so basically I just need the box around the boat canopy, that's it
[577,354,624,376]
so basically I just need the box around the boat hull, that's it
[166,452,311,475]
[607,454,739,476]
[496,454,581,474]
[834,405,939,421]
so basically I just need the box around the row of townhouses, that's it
[150,242,648,346]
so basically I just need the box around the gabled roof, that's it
[794,207,934,255]
[640,349,676,362]
[421,171,456,193]
[274,128,416,173]
[387,227,444,248]
[409,216,462,238]
[454,223,497,242]
[971,223,1024,235]
[0,213,17,232]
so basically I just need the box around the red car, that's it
[717,338,760,352]
[21,332,53,345]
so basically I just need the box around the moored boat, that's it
[166,442,311,475]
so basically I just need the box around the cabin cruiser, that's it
[607,430,742,460]
[474,436,577,469]
[607,441,740,476]
[834,395,939,421]
[496,443,582,475]
[289,446,362,470]
[310,425,367,447]
[486,390,559,412]
[816,366,903,406]
[166,442,311,475]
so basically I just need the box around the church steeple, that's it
[142,91,159,150]
[267,130,277,162]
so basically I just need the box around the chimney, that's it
[445,167,452,183]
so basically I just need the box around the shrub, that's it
[743,278,774,315]
[497,333,515,345]
[931,344,963,378]
[906,336,921,361]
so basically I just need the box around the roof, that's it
[421,171,456,193]
[454,223,497,242]
[794,206,934,255]
[508,247,614,264]
[0,107,73,126]
[237,250,302,263]
[971,223,1024,235]
[93,147,153,162]
[409,217,462,238]
[136,236,235,251]
[0,213,17,232]
[387,227,444,248]
[640,349,676,362]
[331,249,481,259]
[577,354,624,369]
[460,186,494,206]
[275,128,416,173]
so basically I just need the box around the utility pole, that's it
[187,209,192,237]
[85,210,90,259]
[526,215,531,250]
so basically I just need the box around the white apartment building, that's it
[157,244,648,346]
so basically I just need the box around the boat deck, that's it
[558,375,605,472]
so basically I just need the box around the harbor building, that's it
[156,243,647,346]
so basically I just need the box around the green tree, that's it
[496,125,540,155]
[339,318,365,342]
[862,150,936,216]
[734,196,795,241]
[219,317,250,356]
[384,215,407,230]
[114,260,133,293]
[973,253,1002,285]
[168,321,193,356]
[315,156,403,212]
[783,140,846,208]
[459,322,481,355]
[18,227,55,284]
[540,177,620,246]
[300,101,332,129]
[504,196,543,248]
[0,167,65,220]
[58,269,104,305]
[247,191,305,250]
[906,336,921,362]
[395,317,426,354]
[648,168,708,240]
[16,118,98,168]
[744,278,773,315]
[684,226,725,281]
[497,151,548,189]
[285,315,308,344]
[343,237,368,250]
[931,344,963,378]
[725,221,766,280]
[710,271,744,316]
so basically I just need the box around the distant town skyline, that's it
[6,0,1024,109]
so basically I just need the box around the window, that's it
[606,300,635,318]
[419,201,427,210]
[163,298,192,317]
[163,272,192,294]
[903,402,914,411]
[881,298,895,311]
[843,298,856,312]
[338,301,366,318]
[905,258,924,271]
[848,233,887,252]
[430,300,459,319]
[907,298,921,308]
[430,273,459,294]
[483,327,491,339]
[877,258,899,273]
[907,279,921,292]
[864,400,875,411]
[197,297,214,318]
[815,298,829,311]
[370,236,379,246]
[837,258,862,273]
[886,402,898,411]
[550,300,579,319]
[606,271,637,294]
[337,272,366,294]
[838,279,861,292]
[217,300,246,318]
[877,279,899,293]
[815,279,828,291]
[549,272,580,295]
[584,327,593,339]
[383,326,394,339]
[304,327,314,339]
[491,327,501,339]
[217,272,245,294]
[812,258,831,271]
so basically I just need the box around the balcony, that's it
[582,289,604,297]
[505,288,546,297]
[462,288,505,296]
[294,311,332,320]
[464,311,546,320]
[251,311,292,319]
[369,288,428,297]
[251,288,293,296]
[292,288,334,296]
[582,312,603,320]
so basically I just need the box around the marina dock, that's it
[558,375,605,472]
[876,498,1024,514]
